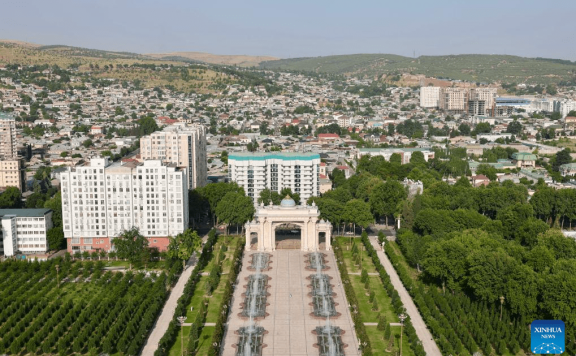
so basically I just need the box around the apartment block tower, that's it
[1,208,53,257]
[140,123,207,190]
[0,113,17,158]
[468,88,497,116]
[59,158,189,253]
[228,152,321,203]
[0,157,26,192]
[419,86,441,108]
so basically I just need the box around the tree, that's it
[82,139,93,148]
[60,151,68,158]
[167,229,202,270]
[409,151,426,166]
[215,191,255,234]
[343,199,373,233]
[458,123,471,135]
[0,187,22,208]
[112,227,150,269]
[330,168,346,188]
[44,192,62,227]
[369,181,406,225]
[473,122,492,135]
[506,120,523,135]
[554,148,572,171]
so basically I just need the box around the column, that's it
[326,229,331,251]
[245,227,251,251]
[258,223,265,251]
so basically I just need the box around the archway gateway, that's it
[245,196,332,252]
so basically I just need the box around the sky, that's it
[2,0,576,60]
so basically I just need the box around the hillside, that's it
[0,42,234,93]
[260,54,576,84]
[146,52,279,67]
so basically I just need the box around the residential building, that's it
[337,115,354,127]
[439,88,467,114]
[1,208,53,257]
[228,152,321,203]
[420,86,441,108]
[559,163,576,177]
[0,112,17,158]
[59,158,189,253]
[357,148,435,164]
[0,157,25,192]
[140,123,207,189]
[511,152,537,168]
[468,88,497,116]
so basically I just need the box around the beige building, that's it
[0,158,25,192]
[420,86,441,108]
[140,123,207,190]
[439,88,467,113]
[468,88,497,116]
[0,114,17,158]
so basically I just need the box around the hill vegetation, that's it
[146,52,279,67]
[260,53,576,85]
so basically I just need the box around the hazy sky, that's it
[2,0,576,60]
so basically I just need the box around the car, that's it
[290,230,299,234]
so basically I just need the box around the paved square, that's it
[222,250,360,356]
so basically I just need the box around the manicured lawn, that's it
[336,237,377,273]
[351,275,397,323]
[171,237,241,355]
[366,325,413,356]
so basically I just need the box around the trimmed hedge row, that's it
[208,237,245,356]
[154,229,219,356]
[361,233,426,356]
[333,238,373,356]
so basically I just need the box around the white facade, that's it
[59,158,189,252]
[1,209,53,257]
[420,87,441,108]
[140,123,207,189]
[357,148,435,164]
[0,113,17,158]
[228,152,321,203]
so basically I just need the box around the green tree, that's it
[112,227,150,269]
[343,199,373,233]
[409,151,426,166]
[0,187,22,208]
[167,229,202,270]
[215,191,255,234]
[369,181,406,225]
[47,227,66,250]
[82,139,93,148]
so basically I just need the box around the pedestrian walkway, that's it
[368,237,442,356]
[141,234,209,356]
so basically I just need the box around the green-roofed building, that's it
[511,152,537,168]
[228,152,321,203]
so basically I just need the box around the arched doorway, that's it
[274,223,302,249]
[318,232,326,250]
[249,232,258,250]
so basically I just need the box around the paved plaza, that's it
[222,250,360,356]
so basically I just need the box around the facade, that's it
[1,208,53,257]
[59,158,189,253]
[468,88,497,116]
[511,152,537,168]
[439,88,467,114]
[337,115,354,127]
[244,197,332,251]
[559,163,576,177]
[140,123,207,189]
[228,152,321,203]
[0,113,17,158]
[0,157,26,192]
[357,148,435,164]
[420,86,441,108]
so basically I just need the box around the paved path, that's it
[141,235,209,356]
[183,322,216,326]
[363,322,401,326]
[368,237,442,356]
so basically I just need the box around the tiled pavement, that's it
[222,250,360,356]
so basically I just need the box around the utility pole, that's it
[177,316,187,356]
[399,313,407,356]
[55,265,60,289]
[499,296,505,321]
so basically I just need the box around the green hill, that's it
[260,54,576,84]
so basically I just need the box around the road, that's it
[141,235,209,356]
[368,236,442,356]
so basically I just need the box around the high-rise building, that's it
[1,208,53,257]
[468,88,497,116]
[228,152,321,203]
[0,113,17,158]
[59,158,189,253]
[439,88,468,114]
[419,86,441,108]
[0,157,26,192]
[140,123,207,190]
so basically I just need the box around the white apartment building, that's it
[357,148,435,164]
[419,86,441,108]
[59,158,189,253]
[1,208,53,257]
[440,88,468,114]
[0,113,17,158]
[468,88,497,116]
[140,123,207,190]
[228,152,321,203]
[337,115,354,127]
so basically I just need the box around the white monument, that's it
[245,196,332,251]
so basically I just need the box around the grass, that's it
[337,237,377,273]
[169,237,241,356]
[335,237,414,356]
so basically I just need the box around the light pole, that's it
[55,264,60,289]
[499,296,505,321]
[177,316,187,356]
[398,313,407,356]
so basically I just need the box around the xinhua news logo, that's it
[531,320,565,354]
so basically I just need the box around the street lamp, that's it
[177,316,187,356]
[398,313,407,356]
[55,264,60,289]
[499,296,505,321]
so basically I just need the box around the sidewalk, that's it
[368,237,442,356]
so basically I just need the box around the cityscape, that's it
[1,1,576,356]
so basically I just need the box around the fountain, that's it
[309,252,338,318]
[315,322,345,356]
[236,325,265,356]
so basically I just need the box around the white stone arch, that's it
[244,197,332,252]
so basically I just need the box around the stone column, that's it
[245,227,251,251]
[258,222,265,251]
[302,221,309,251]
[326,229,331,251]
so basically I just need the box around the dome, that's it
[280,195,296,207]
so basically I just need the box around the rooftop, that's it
[229,152,320,161]
[0,208,52,218]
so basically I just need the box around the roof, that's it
[229,152,320,161]
[318,133,339,138]
[0,208,52,218]
[512,152,537,161]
